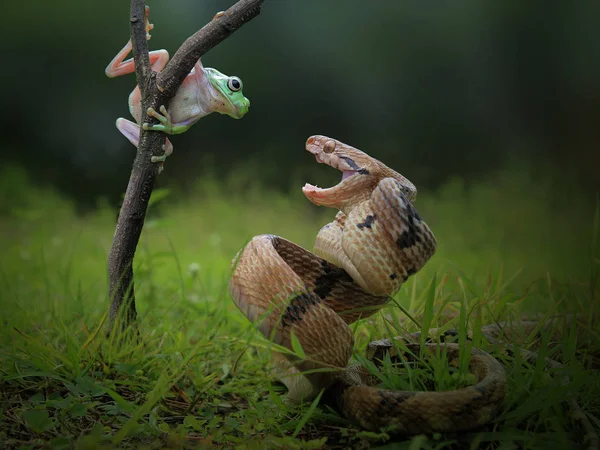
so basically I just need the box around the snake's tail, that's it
[336,343,507,434]
[368,318,597,446]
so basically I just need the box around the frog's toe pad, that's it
[143,122,166,132]
[151,154,167,163]
[147,106,170,124]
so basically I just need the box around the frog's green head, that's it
[205,67,250,119]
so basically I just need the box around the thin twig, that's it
[108,0,263,330]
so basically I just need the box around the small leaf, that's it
[103,387,135,413]
[114,362,138,375]
[76,422,105,448]
[50,437,70,450]
[183,415,205,430]
[292,389,323,438]
[289,329,306,359]
[29,393,45,403]
[70,403,87,418]
[420,273,437,350]
[100,403,124,416]
[22,409,55,433]
[266,381,288,410]
[221,363,231,379]
[149,407,159,430]
[75,376,106,397]
[89,422,104,438]
[52,396,73,410]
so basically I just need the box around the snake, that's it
[228,135,596,442]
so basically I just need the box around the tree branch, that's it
[130,1,151,82]
[108,0,263,330]
[157,0,264,96]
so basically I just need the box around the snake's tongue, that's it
[342,170,355,180]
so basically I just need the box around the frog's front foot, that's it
[143,105,190,135]
[143,105,173,134]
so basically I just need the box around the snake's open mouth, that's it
[302,170,357,206]
[302,136,364,206]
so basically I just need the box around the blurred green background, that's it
[3,1,599,207]
[1,0,598,293]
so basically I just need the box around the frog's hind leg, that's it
[105,6,168,78]
[107,49,170,78]
[115,118,173,162]
[115,118,141,147]
[105,39,135,78]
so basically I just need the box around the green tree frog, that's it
[105,7,250,164]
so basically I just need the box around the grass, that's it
[0,164,598,449]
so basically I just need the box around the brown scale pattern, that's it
[336,344,506,434]
[229,135,509,433]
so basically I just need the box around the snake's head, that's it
[302,135,416,213]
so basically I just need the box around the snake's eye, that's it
[227,77,243,92]
[324,140,336,154]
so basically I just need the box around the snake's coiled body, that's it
[229,135,506,432]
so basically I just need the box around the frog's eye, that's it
[227,77,243,92]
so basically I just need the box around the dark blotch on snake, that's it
[390,273,397,280]
[405,198,423,223]
[439,329,459,343]
[340,156,360,170]
[397,232,419,249]
[377,390,417,414]
[396,200,422,250]
[314,260,350,300]
[396,201,423,250]
[281,292,320,328]
[473,385,486,396]
[357,215,376,230]
[340,156,369,175]
[402,267,417,281]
